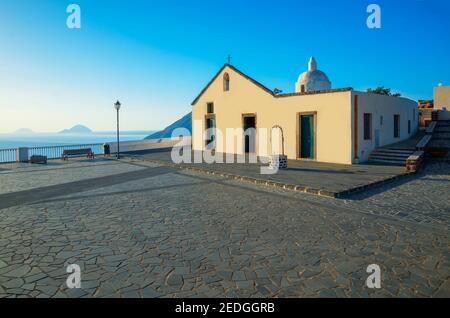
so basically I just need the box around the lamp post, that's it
[114,100,121,159]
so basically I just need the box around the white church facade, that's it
[191,58,418,164]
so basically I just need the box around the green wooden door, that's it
[300,115,314,159]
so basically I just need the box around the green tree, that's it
[367,86,401,97]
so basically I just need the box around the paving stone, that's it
[204,275,223,284]
[301,269,322,279]
[121,290,140,298]
[65,288,89,298]
[0,260,7,269]
[166,274,183,288]
[55,251,82,259]
[104,254,129,263]
[35,285,58,297]
[81,280,100,290]
[0,159,448,298]
[232,271,246,282]
[2,278,25,289]
[3,265,32,278]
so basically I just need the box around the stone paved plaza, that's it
[128,150,408,195]
[0,158,449,298]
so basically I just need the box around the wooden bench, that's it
[62,149,94,161]
[30,155,47,164]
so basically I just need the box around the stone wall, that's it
[406,151,425,172]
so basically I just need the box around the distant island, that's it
[14,128,34,134]
[145,112,192,140]
[59,124,93,134]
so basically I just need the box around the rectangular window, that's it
[380,115,383,126]
[364,113,372,140]
[394,114,400,138]
[408,120,411,134]
[207,102,214,114]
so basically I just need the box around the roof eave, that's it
[191,64,274,106]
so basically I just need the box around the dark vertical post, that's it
[354,94,359,161]
[114,100,121,160]
[116,108,120,159]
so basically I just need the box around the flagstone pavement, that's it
[0,158,449,298]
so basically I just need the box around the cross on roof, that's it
[227,55,232,65]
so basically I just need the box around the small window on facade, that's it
[223,73,230,91]
[364,113,372,140]
[394,114,400,138]
[207,102,214,114]
[408,120,411,134]
[380,115,383,126]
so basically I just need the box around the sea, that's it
[0,131,155,149]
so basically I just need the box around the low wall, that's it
[406,151,425,173]
[436,109,450,121]
[419,109,434,128]
[107,137,192,154]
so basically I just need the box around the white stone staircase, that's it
[368,147,416,165]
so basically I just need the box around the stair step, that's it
[369,155,408,162]
[372,148,414,152]
[370,151,412,158]
[370,151,413,158]
[377,148,415,153]
[368,159,406,165]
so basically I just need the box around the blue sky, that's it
[0,0,449,132]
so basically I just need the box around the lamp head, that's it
[114,100,121,111]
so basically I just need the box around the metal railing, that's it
[28,144,104,160]
[0,143,105,163]
[0,148,17,163]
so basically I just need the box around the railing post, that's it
[16,147,29,163]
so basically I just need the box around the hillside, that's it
[14,128,34,134]
[145,112,192,140]
[59,125,93,134]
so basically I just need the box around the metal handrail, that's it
[0,148,17,163]
[28,143,104,160]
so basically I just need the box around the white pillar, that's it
[16,147,29,162]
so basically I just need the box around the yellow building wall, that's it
[192,66,354,164]
[434,86,450,110]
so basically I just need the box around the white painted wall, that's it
[354,92,419,162]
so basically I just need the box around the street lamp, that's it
[114,100,121,159]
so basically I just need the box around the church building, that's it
[191,58,418,164]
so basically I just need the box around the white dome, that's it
[295,57,331,93]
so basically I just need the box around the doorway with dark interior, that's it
[205,115,216,150]
[243,114,256,154]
